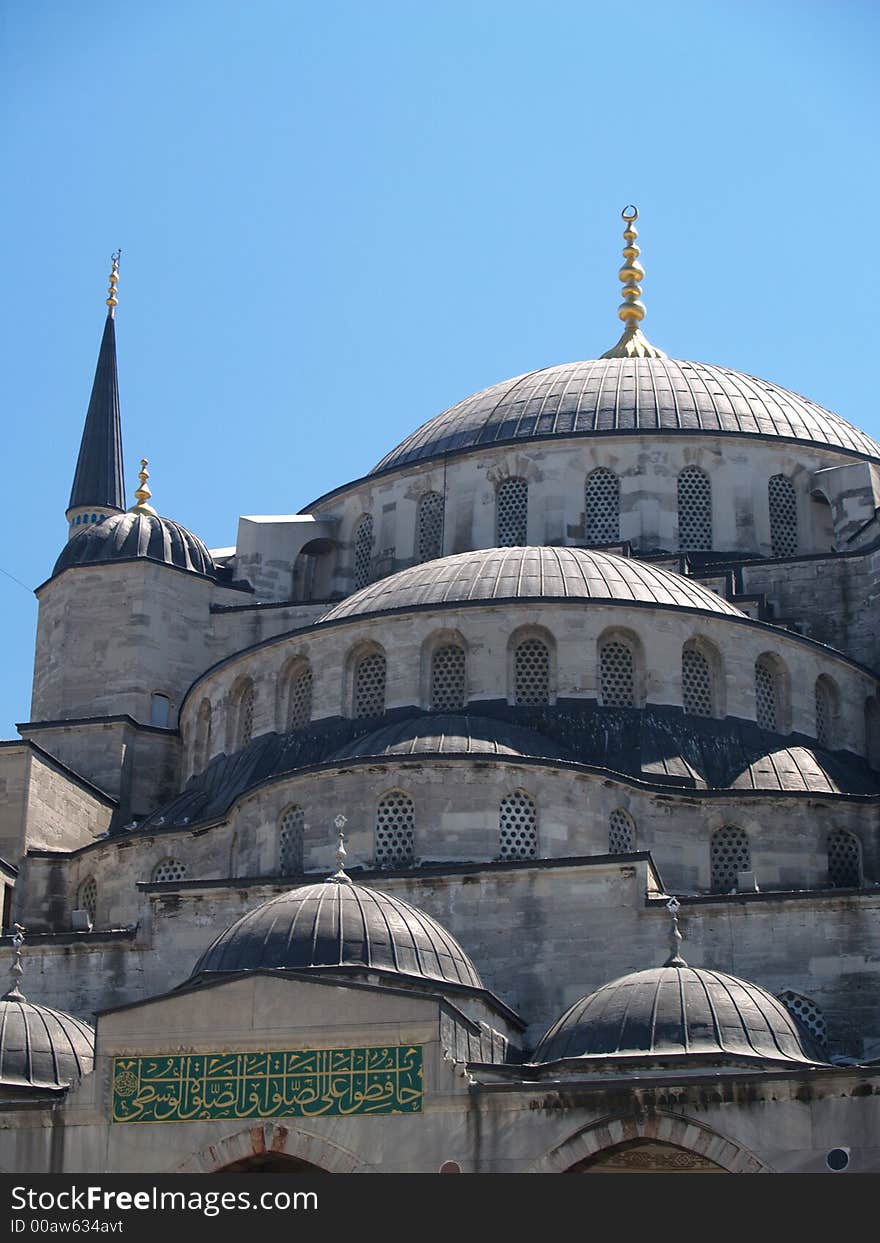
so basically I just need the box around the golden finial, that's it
[106,249,121,317]
[600,206,666,360]
[129,458,158,516]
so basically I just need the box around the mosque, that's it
[1,210,879,1174]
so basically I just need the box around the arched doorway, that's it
[215,1153,328,1174]
[291,538,337,602]
[570,1139,726,1174]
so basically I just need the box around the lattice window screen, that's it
[279,806,305,875]
[600,640,635,707]
[353,515,374,590]
[514,638,550,705]
[585,468,620,545]
[353,652,386,718]
[682,647,713,717]
[755,660,778,730]
[237,684,255,748]
[496,478,528,546]
[498,792,537,860]
[769,475,798,557]
[195,700,212,771]
[710,827,751,892]
[677,467,712,551]
[77,876,97,922]
[827,830,861,888]
[608,809,635,854]
[152,858,188,883]
[375,792,415,868]
[815,679,833,748]
[417,492,444,563]
[430,645,466,711]
[286,665,313,730]
[777,991,827,1047]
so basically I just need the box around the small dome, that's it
[321,547,746,623]
[727,744,878,794]
[53,511,216,579]
[534,964,822,1066]
[331,714,575,762]
[0,996,95,1091]
[190,879,483,991]
[372,358,880,475]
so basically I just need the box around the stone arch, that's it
[173,1123,361,1174]
[527,1111,770,1174]
[597,626,645,708]
[507,624,556,706]
[681,634,725,719]
[344,640,387,720]
[291,537,337,603]
[420,628,468,711]
[227,676,256,751]
[276,652,313,732]
[754,651,791,732]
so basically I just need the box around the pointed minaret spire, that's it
[600,207,667,360]
[66,251,126,535]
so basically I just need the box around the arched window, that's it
[710,826,751,893]
[599,636,635,707]
[769,474,798,557]
[496,477,528,546]
[375,791,415,869]
[513,636,551,706]
[233,680,256,749]
[681,643,714,718]
[353,514,374,591]
[814,676,837,749]
[608,808,636,854]
[498,791,537,860]
[677,466,712,552]
[827,829,862,888]
[585,468,620,545]
[150,693,172,728]
[77,876,97,923]
[194,698,212,772]
[755,655,783,731]
[284,660,313,731]
[776,990,827,1048]
[152,858,187,883]
[430,644,466,711]
[416,492,445,563]
[353,650,386,719]
[279,806,305,875]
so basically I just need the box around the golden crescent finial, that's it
[106,249,121,317]
[600,206,666,360]
[129,457,158,515]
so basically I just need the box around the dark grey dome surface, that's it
[330,714,575,762]
[321,547,745,623]
[373,357,880,474]
[534,965,822,1066]
[727,745,873,794]
[0,997,95,1091]
[53,511,216,579]
[191,880,483,991]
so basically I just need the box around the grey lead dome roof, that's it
[533,964,822,1066]
[191,880,483,991]
[372,357,880,474]
[0,996,95,1091]
[53,511,217,580]
[330,714,576,762]
[321,547,746,622]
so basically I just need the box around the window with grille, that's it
[353,515,374,590]
[430,644,466,711]
[827,829,861,888]
[195,699,212,771]
[375,792,415,868]
[514,637,551,705]
[710,826,751,892]
[417,492,444,563]
[599,639,635,707]
[815,678,834,748]
[279,806,305,875]
[236,682,255,748]
[755,658,779,730]
[677,466,712,551]
[769,474,798,557]
[585,468,620,545]
[776,991,827,1047]
[496,478,528,546]
[354,651,386,718]
[498,791,537,860]
[608,809,635,854]
[77,876,97,922]
[152,858,187,883]
[286,663,313,730]
[682,646,713,717]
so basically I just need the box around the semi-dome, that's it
[372,357,880,475]
[331,714,575,762]
[190,878,483,991]
[0,995,95,1091]
[321,546,746,623]
[534,963,822,1066]
[53,510,217,579]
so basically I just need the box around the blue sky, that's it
[1,0,878,734]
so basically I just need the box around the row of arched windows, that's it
[709,826,862,892]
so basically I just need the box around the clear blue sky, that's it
[1,0,877,735]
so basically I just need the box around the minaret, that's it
[65,251,126,538]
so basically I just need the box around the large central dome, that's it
[371,357,880,474]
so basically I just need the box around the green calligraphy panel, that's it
[111,1044,423,1123]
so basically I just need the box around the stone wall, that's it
[0,743,114,865]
